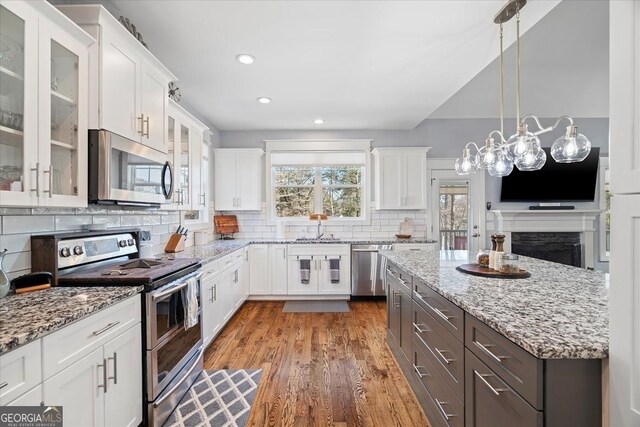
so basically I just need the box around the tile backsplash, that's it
[218,207,428,240]
[0,206,211,281]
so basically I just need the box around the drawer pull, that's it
[98,358,108,393]
[435,398,455,421]
[474,371,509,396]
[413,364,428,379]
[108,352,118,385]
[434,347,455,365]
[392,291,401,308]
[474,340,505,363]
[412,322,428,333]
[431,306,452,322]
[0,381,8,390]
[92,321,120,336]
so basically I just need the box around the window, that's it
[599,158,610,261]
[266,140,371,223]
[273,165,364,219]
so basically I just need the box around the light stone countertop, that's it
[0,286,143,355]
[381,248,609,359]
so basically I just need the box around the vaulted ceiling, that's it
[111,0,560,130]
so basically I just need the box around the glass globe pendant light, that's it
[515,139,547,171]
[506,123,542,160]
[488,146,514,177]
[551,124,591,163]
[476,138,497,169]
[455,148,478,175]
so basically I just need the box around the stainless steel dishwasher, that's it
[351,244,393,296]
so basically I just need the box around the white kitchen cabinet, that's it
[57,5,175,154]
[242,246,250,299]
[0,340,42,405]
[201,260,223,348]
[372,147,430,210]
[167,100,208,212]
[249,244,269,295]
[269,244,288,295]
[287,244,350,296]
[41,296,142,427]
[0,1,93,208]
[7,385,42,406]
[213,149,264,211]
[43,347,105,427]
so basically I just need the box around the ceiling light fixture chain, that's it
[454,0,592,176]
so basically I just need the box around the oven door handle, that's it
[151,272,202,301]
[153,346,203,408]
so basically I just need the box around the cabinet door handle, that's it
[474,371,509,396]
[137,114,145,135]
[434,347,454,365]
[92,321,120,336]
[474,341,505,364]
[435,399,455,421]
[413,364,428,379]
[43,165,53,198]
[0,381,8,390]
[97,358,108,393]
[237,197,241,207]
[30,163,39,196]
[213,284,217,301]
[108,352,118,385]
[412,322,428,333]
[209,286,214,303]
[201,193,206,206]
[145,115,150,138]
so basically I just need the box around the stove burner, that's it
[120,259,164,269]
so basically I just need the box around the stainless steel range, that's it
[31,229,203,427]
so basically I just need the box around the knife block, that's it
[164,233,186,253]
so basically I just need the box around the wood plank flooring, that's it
[204,301,430,427]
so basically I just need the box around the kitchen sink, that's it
[295,237,342,242]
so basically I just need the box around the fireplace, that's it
[511,232,582,267]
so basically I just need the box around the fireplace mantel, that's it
[486,209,602,269]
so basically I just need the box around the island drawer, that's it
[465,349,543,427]
[0,340,42,405]
[412,340,464,427]
[413,278,464,342]
[386,263,412,294]
[412,301,464,400]
[465,314,543,409]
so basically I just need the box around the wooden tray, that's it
[456,263,531,279]
[395,234,412,239]
[214,214,239,235]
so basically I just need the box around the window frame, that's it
[598,157,610,262]
[265,140,371,225]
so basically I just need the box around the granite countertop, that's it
[176,238,436,264]
[381,248,609,360]
[0,286,143,355]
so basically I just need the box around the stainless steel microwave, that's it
[88,130,173,207]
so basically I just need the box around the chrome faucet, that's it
[316,217,324,239]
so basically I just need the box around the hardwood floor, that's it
[204,301,430,427]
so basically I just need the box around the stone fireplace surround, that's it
[486,210,601,269]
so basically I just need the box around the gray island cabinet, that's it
[382,249,607,427]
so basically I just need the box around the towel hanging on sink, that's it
[329,259,340,283]
[299,259,311,284]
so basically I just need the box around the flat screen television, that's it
[500,147,600,202]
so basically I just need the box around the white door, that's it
[199,140,210,212]
[103,326,142,427]
[378,152,402,209]
[221,268,236,322]
[214,153,237,211]
[269,244,288,295]
[287,256,318,295]
[43,347,105,427]
[429,167,485,254]
[7,385,42,406]
[242,248,250,299]
[403,152,427,209]
[177,123,191,209]
[249,244,269,295]
[318,257,349,294]
[236,152,261,210]
[140,63,168,153]
[100,30,139,142]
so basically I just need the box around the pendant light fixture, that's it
[454,0,591,176]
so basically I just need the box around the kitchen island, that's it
[381,248,608,427]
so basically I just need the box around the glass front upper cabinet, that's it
[180,124,190,206]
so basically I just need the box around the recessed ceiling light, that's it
[314,119,325,125]
[257,97,271,104]
[235,54,255,64]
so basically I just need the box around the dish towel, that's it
[299,259,311,284]
[181,277,198,330]
[329,259,340,283]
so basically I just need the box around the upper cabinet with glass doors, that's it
[0,1,94,208]
[57,5,176,154]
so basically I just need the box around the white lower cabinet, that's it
[269,244,288,295]
[201,260,223,348]
[249,245,269,295]
[7,385,42,406]
[287,244,350,296]
[0,339,42,405]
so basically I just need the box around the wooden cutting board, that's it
[214,214,239,235]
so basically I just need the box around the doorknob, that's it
[472,233,480,237]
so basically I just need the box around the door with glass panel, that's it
[0,2,38,206]
[38,19,88,206]
[430,169,483,254]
